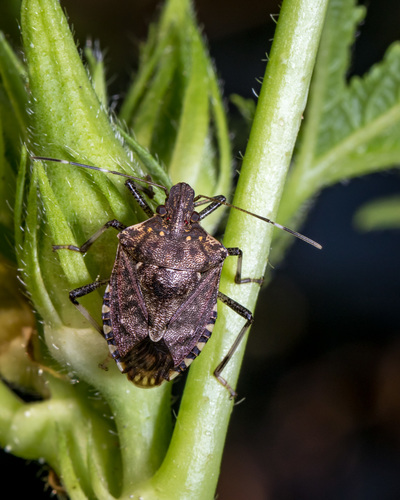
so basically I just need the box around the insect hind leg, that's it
[227,247,264,285]
[215,291,254,398]
[69,279,109,335]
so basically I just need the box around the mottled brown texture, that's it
[103,183,228,387]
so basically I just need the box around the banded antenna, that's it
[32,156,322,250]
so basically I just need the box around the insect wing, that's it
[164,264,222,370]
[106,247,178,386]
[108,246,149,357]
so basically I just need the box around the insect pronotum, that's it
[33,156,321,397]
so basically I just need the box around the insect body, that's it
[34,156,321,397]
[103,182,230,387]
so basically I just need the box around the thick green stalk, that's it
[135,0,329,498]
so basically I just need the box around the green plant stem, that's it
[134,0,329,498]
[100,381,172,495]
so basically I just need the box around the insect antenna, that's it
[31,156,170,196]
[32,156,321,249]
[195,194,322,250]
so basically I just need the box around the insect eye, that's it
[156,205,167,216]
[191,211,200,222]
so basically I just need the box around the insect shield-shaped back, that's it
[102,183,229,387]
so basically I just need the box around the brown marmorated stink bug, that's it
[33,156,321,397]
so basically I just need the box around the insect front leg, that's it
[195,195,226,220]
[69,279,109,335]
[53,220,127,253]
[227,247,264,285]
[215,291,254,398]
[125,178,156,218]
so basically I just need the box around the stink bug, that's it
[33,156,321,397]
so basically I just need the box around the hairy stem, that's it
[134,0,329,498]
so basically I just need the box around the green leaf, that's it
[278,0,366,224]
[0,31,28,136]
[21,0,144,213]
[354,193,400,231]
[0,84,22,166]
[0,32,28,257]
[168,25,209,185]
[0,117,15,255]
[230,93,256,123]
[84,41,108,108]
[315,43,400,182]
[273,0,400,260]
[19,0,150,327]
[119,0,231,232]
[117,126,172,189]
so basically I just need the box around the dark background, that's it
[1,1,400,498]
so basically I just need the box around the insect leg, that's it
[69,279,109,335]
[125,179,155,218]
[53,220,127,253]
[195,195,226,221]
[215,291,254,398]
[227,247,264,285]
